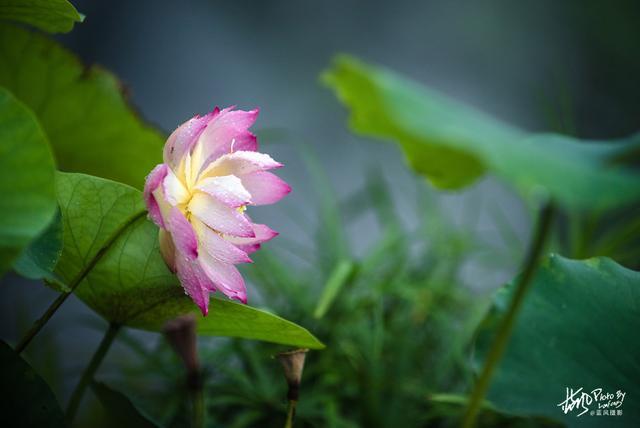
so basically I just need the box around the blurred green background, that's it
[1,0,638,426]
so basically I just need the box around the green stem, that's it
[66,323,120,425]
[284,399,297,428]
[15,290,72,354]
[461,203,555,428]
[14,211,146,354]
[190,376,204,428]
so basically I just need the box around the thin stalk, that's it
[284,399,297,428]
[277,349,306,428]
[461,203,555,428]
[192,390,204,428]
[163,314,204,428]
[188,371,204,428]
[14,211,146,354]
[15,290,71,354]
[66,323,120,424]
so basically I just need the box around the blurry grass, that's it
[105,140,531,427]
[93,131,640,427]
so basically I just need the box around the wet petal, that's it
[144,164,168,227]
[163,109,218,170]
[199,252,247,303]
[188,192,254,237]
[241,171,291,205]
[194,175,251,208]
[231,131,258,152]
[163,168,190,206]
[224,223,278,254]
[195,131,259,176]
[176,255,213,315]
[167,207,198,259]
[152,183,172,223]
[192,218,251,264]
[158,229,177,272]
[200,150,282,179]
[196,108,259,166]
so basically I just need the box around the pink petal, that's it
[176,255,213,315]
[194,175,251,208]
[201,151,283,179]
[225,223,278,254]
[241,171,291,205]
[167,207,198,259]
[232,131,258,152]
[151,185,173,228]
[191,219,251,264]
[188,192,255,237]
[163,109,219,170]
[196,131,258,177]
[199,252,247,303]
[144,164,168,228]
[158,229,177,272]
[215,107,259,129]
[197,108,259,163]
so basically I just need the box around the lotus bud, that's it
[277,348,308,401]
[163,314,199,377]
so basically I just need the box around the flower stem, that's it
[461,202,555,428]
[284,399,297,428]
[66,323,120,424]
[188,370,205,428]
[15,290,71,354]
[192,389,204,428]
[14,210,146,354]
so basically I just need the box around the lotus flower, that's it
[144,107,290,315]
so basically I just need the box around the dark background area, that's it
[61,0,640,139]
[1,0,638,420]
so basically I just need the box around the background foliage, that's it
[1,1,639,427]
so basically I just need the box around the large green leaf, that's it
[474,255,640,427]
[0,0,82,33]
[13,209,66,288]
[0,24,164,189]
[323,55,640,210]
[54,172,146,287]
[0,88,56,274]
[55,172,324,349]
[0,340,66,428]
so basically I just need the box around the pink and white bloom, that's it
[144,107,291,315]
